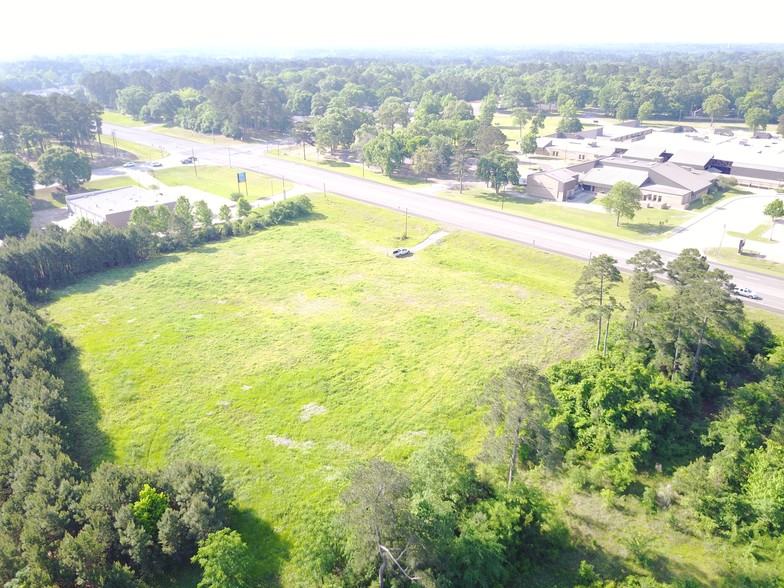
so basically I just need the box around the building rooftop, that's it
[66,186,175,216]
[580,166,649,187]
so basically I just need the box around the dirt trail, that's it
[410,230,450,252]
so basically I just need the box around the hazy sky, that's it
[3,0,784,60]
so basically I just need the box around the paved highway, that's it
[105,124,784,315]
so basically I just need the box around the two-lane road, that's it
[105,124,784,315]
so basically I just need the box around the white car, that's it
[122,161,135,167]
[734,286,760,299]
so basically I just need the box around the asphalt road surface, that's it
[104,124,784,315]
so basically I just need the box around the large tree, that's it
[764,198,784,240]
[625,249,664,343]
[661,248,743,382]
[476,150,519,194]
[340,460,420,588]
[602,181,642,226]
[474,124,508,156]
[511,108,530,139]
[376,96,409,131]
[702,94,730,126]
[36,146,91,193]
[0,154,36,197]
[573,254,622,352]
[482,362,561,486]
[115,86,152,119]
[192,529,253,588]
[745,107,771,132]
[0,186,32,238]
[363,132,404,177]
[556,99,582,133]
[520,132,538,155]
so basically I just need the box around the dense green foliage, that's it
[301,435,566,587]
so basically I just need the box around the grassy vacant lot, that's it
[42,195,784,586]
[44,196,592,584]
[438,185,692,241]
[152,165,292,200]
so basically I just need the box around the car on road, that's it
[392,248,411,258]
[122,162,135,167]
[151,162,163,167]
[181,156,196,164]
[734,286,761,299]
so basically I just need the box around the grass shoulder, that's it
[438,185,692,241]
[100,134,167,161]
[276,145,429,189]
[153,165,291,200]
[149,125,239,145]
[101,111,146,127]
[705,247,784,277]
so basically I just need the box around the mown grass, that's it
[31,186,67,209]
[728,224,777,243]
[706,247,784,277]
[100,134,167,161]
[44,196,592,585]
[277,145,430,189]
[149,125,239,145]
[152,165,292,200]
[101,111,146,127]
[438,185,692,241]
[84,175,139,191]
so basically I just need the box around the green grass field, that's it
[152,165,292,200]
[41,196,784,586]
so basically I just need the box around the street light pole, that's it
[718,223,726,256]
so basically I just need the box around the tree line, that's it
[0,194,314,297]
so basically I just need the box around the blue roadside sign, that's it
[237,172,247,183]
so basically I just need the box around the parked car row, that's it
[122,161,163,168]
